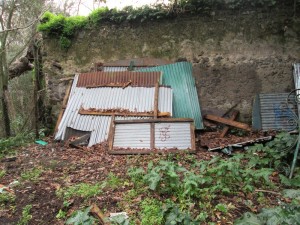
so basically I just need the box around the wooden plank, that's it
[219,110,239,138]
[90,204,109,225]
[108,116,116,151]
[204,114,252,131]
[114,118,194,124]
[150,123,155,149]
[79,109,170,117]
[54,80,73,134]
[154,81,159,118]
[190,122,196,151]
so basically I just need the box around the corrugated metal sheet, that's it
[55,75,173,146]
[252,93,298,131]
[113,122,192,150]
[293,63,300,114]
[77,71,161,87]
[138,62,204,129]
[103,67,130,72]
[155,123,192,149]
[114,124,151,148]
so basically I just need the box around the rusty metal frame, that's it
[108,118,196,155]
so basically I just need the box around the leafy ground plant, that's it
[17,204,32,225]
[0,192,15,207]
[106,172,123,190]
[66,206,95,225]
[140,198,164,225]
[234,203,300,225]
[20,167,43,182]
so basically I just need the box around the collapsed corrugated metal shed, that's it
[138,62,204,129]
[55,74,173,146]
[252,93,298,131]
[77,71,161,87]
[109,119,195,154]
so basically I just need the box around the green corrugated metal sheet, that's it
[138,62,203,129]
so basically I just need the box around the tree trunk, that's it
[0,48,11,137]
[1,88,11,137]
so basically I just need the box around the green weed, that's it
[106,172,123,190]
[20,167,43,182]
[140,198,163,225]
[17,204,32,225]
[0,170,6,178]
[0,192,15,206]
[57,182,105,200]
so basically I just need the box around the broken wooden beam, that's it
[204,114,252,131]
[89,204,109,225]
[220,110,239,138]
[54,80,73,134]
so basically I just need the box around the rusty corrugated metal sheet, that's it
[76,71,161,87]
[252,93,298,131]
[104,58,172,67]
[55,74,173,146]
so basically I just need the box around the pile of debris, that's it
[55,62,201,154]
[54,60,300,156]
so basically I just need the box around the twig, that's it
[255,189,282,195]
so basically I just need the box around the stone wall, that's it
[42,9,300,123]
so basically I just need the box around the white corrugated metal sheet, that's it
[114,123,151,148]
[155,123,191,149]
[113,122,192,150]
[55,74,173,146]
[293,63,300,115]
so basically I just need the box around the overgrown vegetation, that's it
[38,0,298,49]
[117,132,300,224]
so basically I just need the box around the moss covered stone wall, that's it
[43,10,300,123]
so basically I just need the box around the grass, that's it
[106,172,123,190]
[20,167,43,182]
[57,182,105,201]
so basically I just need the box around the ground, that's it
[0,132,298,225]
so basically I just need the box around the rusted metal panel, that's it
[76,71,161,87]
[55,74,172,146]
[138,62,204,129]
[252,93,298,131]
[109,119,195,154]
